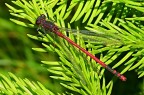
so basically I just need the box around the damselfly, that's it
[36,14,126,81]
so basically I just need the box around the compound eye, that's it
[36,19,40,25]
[36,14,45,25]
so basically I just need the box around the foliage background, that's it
[0,0,144,95]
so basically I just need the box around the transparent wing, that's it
[59,27,124,45]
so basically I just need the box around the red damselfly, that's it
[36,14,127,81]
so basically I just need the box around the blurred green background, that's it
[0,0,64,94]
[0,0,144,95]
